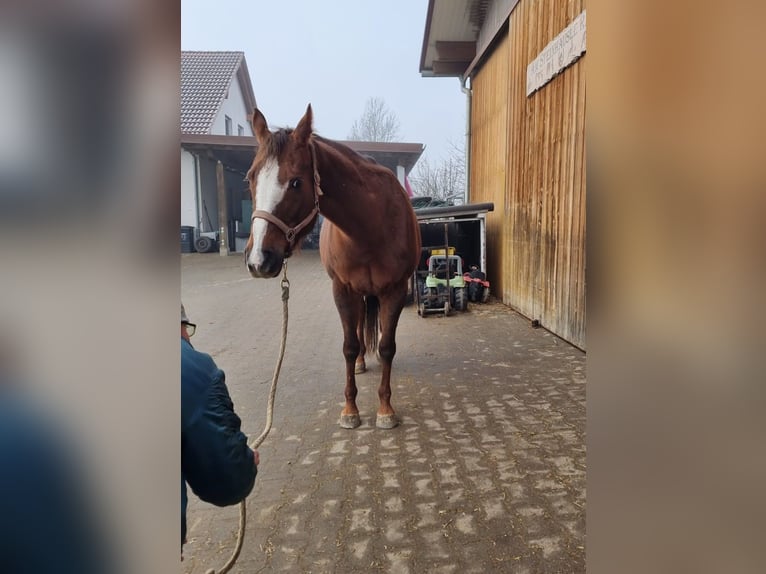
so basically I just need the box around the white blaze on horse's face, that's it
[247,157,288,269]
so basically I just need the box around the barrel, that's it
[180,226,195,253]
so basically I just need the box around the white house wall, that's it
[181,149,198,228]
[210,71,253,136]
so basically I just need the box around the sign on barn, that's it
[526,10,587,96]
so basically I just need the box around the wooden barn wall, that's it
[470,0,586,349]
[469,29,510,300]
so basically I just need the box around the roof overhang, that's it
[236,57,257,119]
[180,134,425,175]
[420,0,518,79]
[420,0,480,78]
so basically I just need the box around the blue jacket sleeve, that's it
[182,341,257,508]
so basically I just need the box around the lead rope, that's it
[205,263,290,574]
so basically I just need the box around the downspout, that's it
[194,153,204,234]
[460,76,484,274]
[460,76,472,204]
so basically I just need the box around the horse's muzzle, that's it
[246,248,283,278]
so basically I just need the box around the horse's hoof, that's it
[354,361,366,375]
[376,414,399,429]
[339,414,362,429]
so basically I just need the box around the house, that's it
[420,0,586,349]
[181,51,257,252]
[181,50,425,254]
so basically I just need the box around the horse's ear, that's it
[251,108,270,146]
[293,104,313,145]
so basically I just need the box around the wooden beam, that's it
[432,60,470,76]
[216,160,229,256]
[435,41,476,62]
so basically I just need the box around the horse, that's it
[244,105,421,429]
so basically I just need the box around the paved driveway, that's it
[181,250,585,573]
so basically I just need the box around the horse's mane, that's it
[263,128,293,157]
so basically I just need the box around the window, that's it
[225,115,232,135]
[238,124,244,136]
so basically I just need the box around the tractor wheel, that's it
[468,281,481,302]
[481,286,490,303]
[195,236,214,253]
[454,287,468,311]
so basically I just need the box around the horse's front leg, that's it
[375,288,406,429]
[333,281,364,429]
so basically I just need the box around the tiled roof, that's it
[181,51,245,134]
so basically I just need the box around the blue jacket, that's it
[182,339,256,543]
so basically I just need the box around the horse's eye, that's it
[290,178,301,189]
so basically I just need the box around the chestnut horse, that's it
[244,105,421,429]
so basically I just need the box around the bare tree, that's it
[409,141,466,204]
[348,97,401,142]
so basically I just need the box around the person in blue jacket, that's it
[181,305,258,547]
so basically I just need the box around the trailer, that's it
[411,202,494,314]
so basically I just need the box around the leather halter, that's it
[251,139,323,247]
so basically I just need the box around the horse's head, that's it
[245,105,320,278]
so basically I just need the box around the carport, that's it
[414,202,495,274]
[181,134,424,254]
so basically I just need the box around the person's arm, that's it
[182,370,257,507]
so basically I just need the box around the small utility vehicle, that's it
[416,251,468,316]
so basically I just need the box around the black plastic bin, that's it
[180,226,196,253]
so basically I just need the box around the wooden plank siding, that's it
[469,0,586,349]
[469,29,510,298]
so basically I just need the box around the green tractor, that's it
[416,251,469,316]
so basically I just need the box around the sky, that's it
[181,0,467,167]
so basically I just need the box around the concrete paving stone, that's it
[182,251,585,573]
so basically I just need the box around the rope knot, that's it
[281,263,290,301]
[281,280,290,301]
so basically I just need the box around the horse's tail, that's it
[364,295,379,356]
